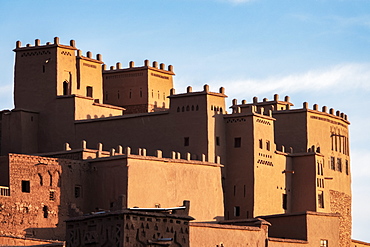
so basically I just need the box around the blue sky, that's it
[1,0,370,241]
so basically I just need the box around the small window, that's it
[184,137,189,146]
[63,81,69,95]
[337,158,342,172]
[282,194,287,210]
[266,140,270,151]
[216,137,220,146]
[259,139,263,149]
[330,156,335,170]
[43,205,48,218]
[345,160,349,175]
[234,206,240,217]
[318,191,324,208]
[22,180,30,193]
[49,190,55,201]
[86,86,93,97]
[75,186,82,198]
[234,137,241,148]
[320,239,328,247]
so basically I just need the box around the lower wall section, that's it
[189,222,267,246]
[0,235,64,246]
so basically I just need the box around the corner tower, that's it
[13,37,104,111]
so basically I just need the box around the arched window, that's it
[63,81,69,95]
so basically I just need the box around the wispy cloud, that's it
[213,63,370,97]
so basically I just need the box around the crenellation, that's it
[263,98,268,102]
[313,104,318,111]
[86,51,92,58]
[232,99,237,105]
[284,95,290,102]
[16,40,21,48]
[116,62,122,69]
[54,37,59,45]
[203,84,209,92]
[168,64,173,72]
[70,39,76,47]
[144,59,150,66]
[152,61,158,68]
[187,86,192,93]
[117,145,123,154]
[336,110,340,116]
[329,108,334,114]
[253,96,258,103]
[110,65,115,70]
[129,61,135,68]
[160,63,165,70]
[35,39,40,46]
[303,102,308,109]
[96,54,102,61]
[241,99,246,104]
[322,106,327,113]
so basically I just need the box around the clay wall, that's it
[253,113,288,217]
[263,212,340,247]
[103,67,149,110]
[0,235,63,246]
[75,53,103,102]
[126,155,224,221]
[0,110,39,155]
[56,46,77,97]
[189,222,267,246]
[224,114,254,219]
[74,95,124,120]
[290,154,317,212]
[148,66,174,111]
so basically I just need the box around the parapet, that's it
[168,84,227,99]
[103,59,175,75]
[61,140,223,166]
[14,37,78,52]
[301,102,349,122]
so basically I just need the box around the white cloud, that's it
[212,63,370,97]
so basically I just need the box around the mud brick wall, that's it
[330,190,351,247]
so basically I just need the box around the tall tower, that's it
[13,37,104,111]
[102,60,174,114]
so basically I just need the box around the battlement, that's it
[300,102,349,122]
[103,59,175,75]
[14,37,103,63]
[60,140,222,166]
[169,84,227,98]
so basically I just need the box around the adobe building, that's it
[0,37,366,246]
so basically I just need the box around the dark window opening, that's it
[259,139,263,149]
[266,140,270,151]
[282,194,287,210]
[43,206,48,218]
[244,185,246,197]
[233,185,236,196]
[75,186,81,198]
[118,90,120,99]
[234,206,240,217]
[184,137,189,146]
[345,160,349,175]
[86,86,93,98]
[63,81,69,95]
[177,107,180,112]
[22,180,30,193]
[234,137,241,148]
[216,137,220,146]
[318,191,324,208]
[337,158,342,172]
[43,65,45,73]
[330,156,335,170]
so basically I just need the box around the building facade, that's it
[0,37,362,246]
